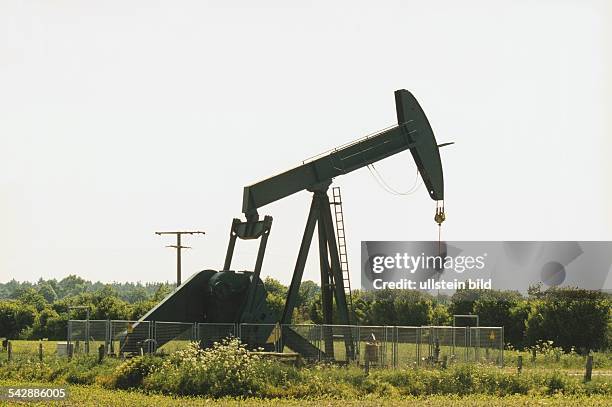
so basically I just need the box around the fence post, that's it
[85,319,90,354]
[383,326,388,366]
[356,325,360,365]
[584,355,593,382]
[500,327,504,368]
[517,355,523,374]
[39,341,43,361]
[464,327,468,363]
[98,344,105,363]
[416,327,420,367]
[319,324,323,363]
[475,327,480,361]
[433,336,440,363]
[7,341,11,361]
[109,322,114,356]
[149,321,154,354]
[66,320,71,357]
[393,326,397,369]
[105,320,110,355]
[531,348,536,365]
[390,326,394,368]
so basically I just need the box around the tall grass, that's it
[0,340,609,399]
[504,340,612,369]
[0,354,121,384]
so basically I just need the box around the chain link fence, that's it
[198,323,237,348]
[66,320,504,367]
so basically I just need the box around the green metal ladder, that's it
[331,186,354,321]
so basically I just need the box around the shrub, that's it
[0,300,37,339]
[526,288,611,352]
[143,339,269,397]
[64,355,120,385]
[110,355,162,389]
[0,354,119,385]
[368,364,606,397]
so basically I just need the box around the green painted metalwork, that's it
[242,90,444,221]
[133,89,446,361]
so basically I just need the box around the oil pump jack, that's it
[128,89,446,360]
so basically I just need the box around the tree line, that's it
[0,275,609,353]
[0,275,174,341]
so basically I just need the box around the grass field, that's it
[4,339,612,372]
[60,321,612,369]
[5,340,58,356]
[0,380,610,406]
[1,339,610,406]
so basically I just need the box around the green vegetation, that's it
[0,353,121,385]
[504,340,612,370]
[1,277,610,354]
[0,380,609,407]
[0,340,610,399]
[0,276,173,341]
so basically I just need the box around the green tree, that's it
[0,300,37,339]
[94,285,118,301]
[93,296,131,320]
[368,290,398,325]
[297,280,320,304]
[431,302,451,325]
[507,300,530,348]
[351,290,373,325]
[448,289,480,316]
[473,292,524,338]
[0,279,22,299]
[393,290,434,326]
[263,277,287,320]
[12,287,47,311]
[291,281,320,323]
[152,284,173,302]
[37,282,58,303]
[525,287,611,352]
[308,292,323,324]
[263,277,286,296]
[129,300,156,320]
[124,286,150,303]
[57,275,88,298]
[265,292,286,320]
[32,307,67,340]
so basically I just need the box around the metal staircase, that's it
[331,186,354,322]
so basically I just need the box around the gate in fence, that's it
[67,320,503,367]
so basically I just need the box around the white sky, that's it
[1,0,611,286]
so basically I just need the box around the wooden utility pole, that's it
[155,231,205,286]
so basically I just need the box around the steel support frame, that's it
[223,215,273,322]
[280,183,354,360]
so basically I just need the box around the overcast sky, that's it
[1,0,610,286]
